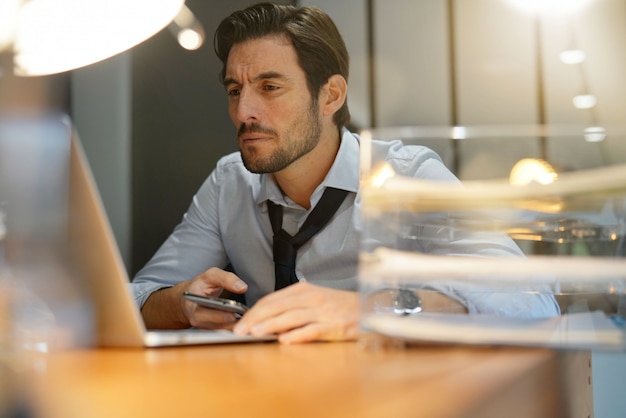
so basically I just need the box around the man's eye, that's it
[264,85,279,91]
[227,88,241,96]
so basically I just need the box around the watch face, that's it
[392,289,423,315]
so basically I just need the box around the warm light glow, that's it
[13,0,184,76]
[509,158,558,185]
[0,0,20,52]
[178,29,204,51]
[559,49,586,64]
[584,126,607,143]
[507,0,593,15]
[169,4,205,50]
[451,126,466,140]
[371,163,396,188]
[572,94,597,109]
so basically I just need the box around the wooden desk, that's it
[21,340,573,418]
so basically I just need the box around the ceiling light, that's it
[559,49,586,64]
[583,126,607,142]
[451,126,466,140]
[177,29,204,51]
[572,94,597,109]
[169,4,205,51]
[507,0,593,15]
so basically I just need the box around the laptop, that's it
[1,113,275,348]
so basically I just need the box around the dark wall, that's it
[130,0,293,275]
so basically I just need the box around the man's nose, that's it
[234,88,259,123]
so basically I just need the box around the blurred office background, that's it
[66,0,626,276]
[1,1,625,417]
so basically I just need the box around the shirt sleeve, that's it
[382,141,560,317]
[130,168,228,307]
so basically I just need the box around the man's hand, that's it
[140,267,248,330]
[232,282,360,344]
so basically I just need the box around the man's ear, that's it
[321,74,348,117]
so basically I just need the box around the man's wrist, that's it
[417,289,468,314]
[142,285,190,329]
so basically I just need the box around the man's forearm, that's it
[141,283,190,329]
[363,288,468,315]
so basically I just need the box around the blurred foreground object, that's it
[359,129,626,351]
[0,114,95,350]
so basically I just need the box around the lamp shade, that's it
[13,0,184,76]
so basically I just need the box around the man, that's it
[132,3,559,344]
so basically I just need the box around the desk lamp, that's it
[1,0,185,76]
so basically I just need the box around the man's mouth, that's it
[240,133,266,141]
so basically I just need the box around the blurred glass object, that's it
[0,202,14,417]
[0,112,99,415]
[359,127,626,351]
[0,113,95,352]
[0,204,39,418]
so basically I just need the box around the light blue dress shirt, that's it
[131,129,559,317]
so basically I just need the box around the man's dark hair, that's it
[214,2,350,129]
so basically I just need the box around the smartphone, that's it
[183,292,248,315]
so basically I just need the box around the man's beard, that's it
[239,100,322,174]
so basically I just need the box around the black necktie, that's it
[267,187,349,290]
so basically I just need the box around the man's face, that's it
[224,35,322,174]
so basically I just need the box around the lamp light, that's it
[0,0,21,52]
[506,0,593,15]
[451,126,467,140]
[12,0,184,76]
[572,94,597,109]
[509,158,558,185]
[168,4,205,51]
[583,126,607,142]
[559,49,586,64]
